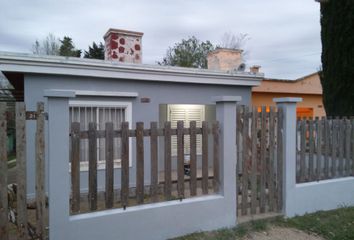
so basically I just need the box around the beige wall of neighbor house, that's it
[252,72,326,118]
[207,48,244,71]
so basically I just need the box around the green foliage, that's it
[59,36,81,57]
[320,0,354,116]
[158,36,215,69]
[84,42,105,60]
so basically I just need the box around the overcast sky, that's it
[0,0,321,79]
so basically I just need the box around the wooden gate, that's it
[236,105,283,217]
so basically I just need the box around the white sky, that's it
[0,0,321,79]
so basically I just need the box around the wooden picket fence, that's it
[296,117,354,183]
[70,120,220,214]
[0,102,47,240]
[236,106,283,216]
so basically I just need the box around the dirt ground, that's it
[243,226,324,240]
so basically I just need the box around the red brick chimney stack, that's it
[104,28,144,63]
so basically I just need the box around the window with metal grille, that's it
[69,100,132,170]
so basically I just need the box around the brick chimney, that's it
[250,65,261,74]
[104,28,144,63]
[207,48,244,72]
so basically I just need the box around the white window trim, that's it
[69,100,133,171]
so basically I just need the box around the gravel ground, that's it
[243,226,324,240]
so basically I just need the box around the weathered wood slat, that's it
[352,118,354,176]
[345,119,351,177]
[236,106,243,215]
[71,122,81,213]
[331,118,338,177]
[259,106,267,213]
[212,121,220,193]
[136,122,144,204]
[164,122,172,200]
[268,107,276,211]
[308,119,315,181]
[250,108,258,214]
[189,121,197,196]
[324,117,330,178]
[177,121,184,199]
[105,122,114,209]
[88,122,97,211]
[299,119,306,182]
[202,121,209,195]
[338,119,344,176]
[0,103,8,240]
[121,122,130,209]
[316,117,322,181]
[16,102,28,240]
[241,106,249,215]
[150,122,159,202]
[276,108,283,211]
[35,102,46,240]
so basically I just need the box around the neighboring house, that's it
[252,72,325,118]
[0,28,263,195]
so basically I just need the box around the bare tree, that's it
[32,33,60,55]
[218,32,250,60]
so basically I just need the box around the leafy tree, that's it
[319,0,354,116]
[32,33,60,55]
[158,36,214,69]
[59,36,81,57]
[84,42,105,60]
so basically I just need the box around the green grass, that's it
[172,206,354,240]
[278,207,354,240]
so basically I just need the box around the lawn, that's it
[172,206,354,240]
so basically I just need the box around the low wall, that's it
[286,177,354,217]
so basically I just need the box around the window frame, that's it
[69,100,133,171]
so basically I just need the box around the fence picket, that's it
[189,121,197,196]
[0,103,8,240]
[316,117,322,181]
[241,106,249,215]
[352,118,354,176]
[212,121,220,193]
[338,119,344,176]
[105,122,114,209]
[88,122,97,211]
[308,118,315,181]
[259,106,267,213]
[121,122,130,209]
[331,119,338,177]
[268,107,276,211]
[250,108,258,214]
[202,121,209,195]
[345,119,351,176]
[71,123,81,213]
[276,108,283,211]
[35,102,46,239]
[177,121,184,199]
[324,117,330,178]
[164,122,172,200]
[16,102,28,240]
[299,119,306,182]
[136,122,144,204]
[150,122,159,202]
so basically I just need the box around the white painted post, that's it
[274,97,302,217]
[44,90,76,240]
[214,96,241,223]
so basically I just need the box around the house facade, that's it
[252,72,325,118]
[0,29,263,195]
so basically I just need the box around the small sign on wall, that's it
[140,97,150,103]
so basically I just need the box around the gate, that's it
[236,105,283,217]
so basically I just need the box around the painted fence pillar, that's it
[44,90,76,240]
[274,97,302,217]
[214,96,241,221]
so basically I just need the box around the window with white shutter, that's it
[167,105,205,156]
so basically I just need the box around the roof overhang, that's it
[0,52,263,87]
